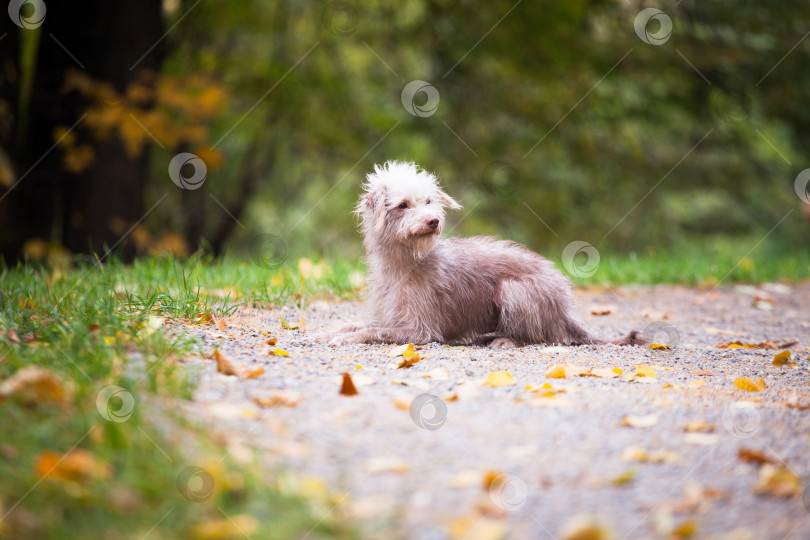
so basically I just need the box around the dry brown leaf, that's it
[545,364,566,379]
[0,366,66,408]
[483,371,516,387]
[738,448,777,465]
[214,349,240,376]
[339,372,358,396]
[216,318,227,332]
[252,391,303,408]
[734,377,766,392]
[753,464,801,497]
[393,398,410,411]
[590,305,615,316]
[264,337,278,346]
[36,448,111,483]
[239,365,263,379]
[621,414,658,428]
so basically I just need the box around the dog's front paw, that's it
[328,331,364,346]
[489,337,517,349]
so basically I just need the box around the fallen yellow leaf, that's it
[753,464,801,498]
[363,457,409,473]
[270,348,289,356]
[483,371,516,387]
[191,515,259,540]
[734,377,766,392]
[397,350,421,368]
[449,514,507,540]
[559,514,612,540]
[545,364,566,379]
[279,314,299,330]
[590,367,623,378]
[621,414,658,428]
[649,344,671,350]
[621,446,682,464]
[389,343,415,357]
[772,350,795,367]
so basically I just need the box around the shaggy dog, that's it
[323,161,642,348]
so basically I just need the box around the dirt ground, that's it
[172,283,810,540]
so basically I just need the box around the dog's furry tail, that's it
[612,330,647,346]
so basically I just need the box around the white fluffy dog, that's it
[323,161,642,348]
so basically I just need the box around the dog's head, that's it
[356,161,461,256]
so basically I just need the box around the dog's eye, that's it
[426,199,431,205]
[397,202,408,209]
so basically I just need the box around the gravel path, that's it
[173,283,810,540]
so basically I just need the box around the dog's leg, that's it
[328,326,432,346]
[312,323,365,344]
[495,278,599,345]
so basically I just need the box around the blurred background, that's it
[1,0,809,266]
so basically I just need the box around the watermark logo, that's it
[482,161,520,198]
[177,465,215,502]
[488,473,528,512]
[96,385,135,423]
[409,393,447,430]
[401,80,440,118]
[321,1,358,37]
[795,169,810,204]
[722,401,760,438]
[249,233,288,269]
[562,241,600,278]
[642,321,681,348]
[168,152,207,190]
[634,8,672,46]
[711,89,752,126]
[8,0,46,29]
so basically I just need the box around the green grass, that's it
[0,259,355,540]
[0,241,807,538]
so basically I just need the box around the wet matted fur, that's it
[322,161,642,348]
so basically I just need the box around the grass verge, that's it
[0,259,354,540]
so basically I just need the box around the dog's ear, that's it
[437,190,462,210]
[356,185,387,224]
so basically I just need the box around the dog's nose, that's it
[427,218,439,229]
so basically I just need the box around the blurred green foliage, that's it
[149,0,810,262]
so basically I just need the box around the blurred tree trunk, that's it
[0,0,164,261]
